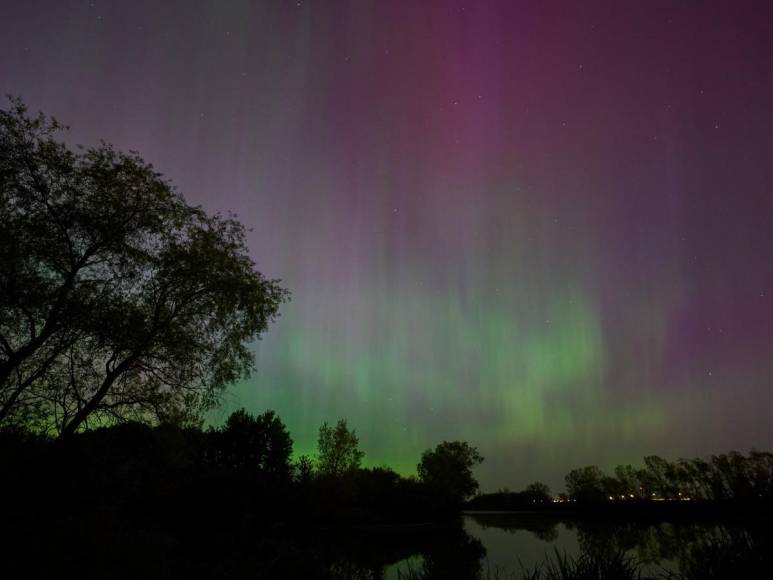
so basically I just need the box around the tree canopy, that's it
[418,440,483,504]
[563,451,773,502]
[524,481,552,502]
[565,465,607,502]
[0,98,288,434]
[207,409,293,478]
[316,419,364,477]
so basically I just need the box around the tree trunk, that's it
[0,266,80,393]
[60,373,117,437]
[0,372,36,421]
[0,310,59,393]
[0,342,66,421]
[59,354,136,437]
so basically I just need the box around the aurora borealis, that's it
[2,1,773,489]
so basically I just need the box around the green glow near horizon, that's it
[219,268,673,488]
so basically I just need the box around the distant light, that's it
[608,496,614,500]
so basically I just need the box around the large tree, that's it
[0,98,288,433]
[208,409,293,478]
[417,440,483,505]
[316,419,364,477]
[564,465,607,502]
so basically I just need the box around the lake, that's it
[377,512,773,579]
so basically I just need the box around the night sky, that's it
[2,0,773,490]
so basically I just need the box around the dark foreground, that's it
[6,507,773,579]
[4,426,773,579]
[1,423,467,579]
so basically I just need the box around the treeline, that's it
[2,409,484,577]
[563,452,773,502]
[467,482,553,510]
[468,451,773,511]
[2,409,484,524]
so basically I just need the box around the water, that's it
[465,514,582,573]
[377,512,773,579]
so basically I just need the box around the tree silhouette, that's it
[294,454,315,484]
[208,409,293,478]
[0,98,288,433]
[316,419,364,477]
[418,440,483,505]
[524,481,552,502]
[565,465,607,502]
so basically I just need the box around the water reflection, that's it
[294,514,773,578]
[287,524,485,579]
[464,515,577,572]
[462,513,773,578]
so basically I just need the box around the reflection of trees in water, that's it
[312,518,773,578]
[413,527,486,579]
[309,524,485,580]
[661,525,770,579]
[466,514,773,578]
[469,513,559,542]
[572,519,773,575]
